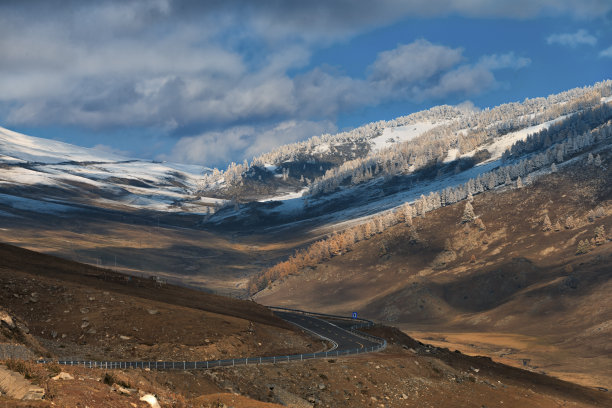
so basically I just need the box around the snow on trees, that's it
[474,218,486,231]
[594,225,606,245]
[594,154,603,167]
[542,214,552,231]
[461,202,476,223]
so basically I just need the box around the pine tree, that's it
[594,154,602,167]
[551,163,557,172]
[542,214,552,231]
[565,216,575,229]
[553,220,562,232]
[556,148,564,163]
[576,240,591,255]
[594,225,606,245]
[587,153,594,165]
[516,177,523,188]
[408,225,419,243]
[462,202,475,223]
[474,218,486,231]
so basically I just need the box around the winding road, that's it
[272,309,383,353]
[37,307,386,370]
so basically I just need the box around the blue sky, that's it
[1,1,611,168]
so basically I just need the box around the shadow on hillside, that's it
[364,255,612,322]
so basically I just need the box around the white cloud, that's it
[477,52,532,70]
[366,45,530,103]
[166,120,336,166]
[600,46,612,58]
[546,29,597,47]
[455,100,480,113]
[369,40,463,88]
[421,65,496,100]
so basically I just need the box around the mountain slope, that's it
[205,80,612,233]
[0,242,317,363]
[255,151,612,389]
[0,81,611,297]
[0,126,216,214]
[1,244,610,408]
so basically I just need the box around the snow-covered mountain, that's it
[203,81,612,231]
[1,80,611,230]
[0,126,218,216]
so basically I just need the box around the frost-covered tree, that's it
[474,218,486,231]
[462,202,475,223]
[542,214,552,231]
[594,225,606,245]
[594,154,602,167]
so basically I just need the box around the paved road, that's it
[273,310,381,352]
[38,308,385,370]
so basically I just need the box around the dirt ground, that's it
[0,243,320,364]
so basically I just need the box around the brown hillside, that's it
[0,243,320,363]
[256,149,612,390]
[1,242,610,407]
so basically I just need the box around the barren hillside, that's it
[256,148,612,390]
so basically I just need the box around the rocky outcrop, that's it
[0,365,45,400]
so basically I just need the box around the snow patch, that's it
[466,116,569,162]
[443,148,460,163]
[258,188,307,202]
[314,143,331,154]
[0,126,129,164]
[263,163,278,172]
[370,122,439,152]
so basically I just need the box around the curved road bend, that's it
[273,310,381,352]
[37,309,385,370]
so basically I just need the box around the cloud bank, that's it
[0,0,603,166]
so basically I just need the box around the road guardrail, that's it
[35,307,386,370]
